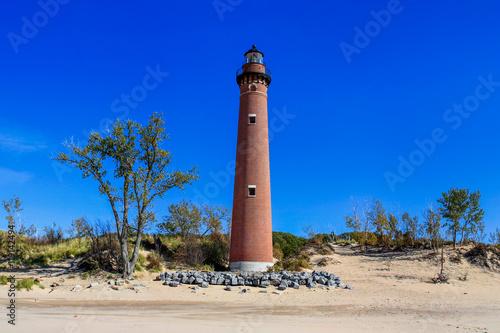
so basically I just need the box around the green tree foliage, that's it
[344,216,361,234]
[387,213,402,246]
[272,231,308,258]
[67,217,93,244]
[160,200,202,238]
[368,198,390,246]
[437,188,469,248]
[344,196,371,250]
[422,206,442,251]
[401,212,419,247]
[462,191,485,243]
[159,200,231,238]
[490,228,500,246]
[54,113,198,279]
[2,195,37,238]
[199,204,231,236]
[42,222,64,244]
[437,188,484,248]
[158,201,231,270]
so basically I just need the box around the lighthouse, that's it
[229,45,273,272]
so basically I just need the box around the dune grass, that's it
[0,231,90,268]
[15,278,45,291]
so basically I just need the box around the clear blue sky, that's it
[1,0,499,238]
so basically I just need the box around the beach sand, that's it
[2,245,499,332]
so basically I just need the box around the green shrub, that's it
[16,278,44,291]
[201,234,229,270]
[273,243,283,260]
[0,275,8,285]
[272,232,308,258]
[296,258,310,269]
[136,253,146,266]
[146,252,163,271]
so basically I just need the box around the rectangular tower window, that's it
[248,114,256,124]
[248,185,256,197]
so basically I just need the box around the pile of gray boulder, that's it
[156,270,353,291]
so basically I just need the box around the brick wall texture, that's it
[230,61,273,264]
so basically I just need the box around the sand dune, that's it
[2,244,499,332]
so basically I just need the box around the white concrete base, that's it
[229,261,273,272]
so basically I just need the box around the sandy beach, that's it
[2,245,499,333]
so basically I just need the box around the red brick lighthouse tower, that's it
[229,45,273,272]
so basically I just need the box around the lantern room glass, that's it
[245,52,263,64]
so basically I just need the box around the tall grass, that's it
[0,231,90,268]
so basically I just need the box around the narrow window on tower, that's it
[248,114,256,124]
[248,185,256,197]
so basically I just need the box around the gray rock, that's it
[270,279,280,286]
[277,285,287,291]
[252,279,260,286]
[259,290,268,294]
[171,281,180,287]
[345,285,354,290]
[238,288,249,294]
[195,277,203,284]
[326,279,336,287]
[237,277,244,285]
[272,291,280,295]
[200,282,209,288]
[133,284,146,287]
[307,281,317,289]
[90,282,99,288]
[260,280,270,287]
[216,278,224,285]
[292,282,300,289]
[224,285,233,291]
[210,277,217,285]
[318,277,327,285]
[188,276,195,284]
